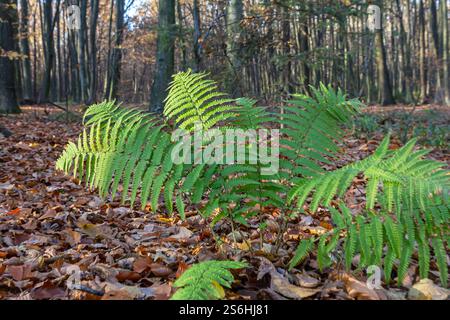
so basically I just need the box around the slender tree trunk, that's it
[418,0,427,103]
[149,0,175,113]
[18,0,32,102]
[77,0,88,102]
[430,0,442,103]
[226,0,243,96]
[39,0,59,103]
[103,0,115,99]
[395,0,413,103]
[87,0,99,105]
[374,2,395,105]
[56,2,63,101]
[106,0,125,101]
[0,0,20,113]
[192,0,202,71]
[441,0,450,105]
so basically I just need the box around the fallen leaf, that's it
[64,229,82,246]
[116,271,142,282]
[294,274,320,288]
[257,257,320,299]
[133,256,152,273]
[169,226,193,240]
[6,264,35,281]
[339,273,380,300]
[31,281,66,300]
[408,279,449,300]
[39,208,57,220]
[6,208,21,216]
[150,263,172,277]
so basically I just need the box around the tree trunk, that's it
[18,0,32,102]
[87,0,99,105]
[149,0,175,113]
[192,0,202,72]
[226,0,244,96]
[0,0,20,113]
[374,2,395,105]
[106,0,125,101]
[39,0,59,103]
[103,0,114,99]
[77,0,88,102]
[441,0,450,105]
[418,0,426,103]
[395,0,413,103]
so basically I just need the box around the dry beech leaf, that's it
[339,273,380,300]
[133,256,152,273]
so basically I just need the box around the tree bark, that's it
[77,0,88,102]
[105,0,125,101]
[418,0,426,103]
[18,0,32,102]
[226,0,243,96]
[374,2,395,105]
[149,0,175,113]
[87,0,99,105]
[441,0,450,105]
[0,0,20,113]
[192,0,202,72]
[39,0,59,103]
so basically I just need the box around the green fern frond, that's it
[164,70,236,131]
[171,260,247,300]
[289,238,314,271]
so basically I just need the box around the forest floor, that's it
[0,104,448,300]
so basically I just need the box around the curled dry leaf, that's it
[338,273,380,300]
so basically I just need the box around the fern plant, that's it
[170,260,247,300]
[289,200,449,287]
[56,70,449,288]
